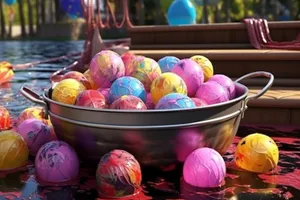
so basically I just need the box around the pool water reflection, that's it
[1,41,300,199]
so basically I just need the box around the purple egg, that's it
[35,141,79,183]
[155,93,196,110]
[183,147,226,188]
[97,87,110,102]
[146,92,155,109]
[17,119,52,156]
[171,59,204,97]
[208,74,236,99]
[195,82,229,105]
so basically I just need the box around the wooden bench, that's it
[129,21,300,49]
[129,49,300,84]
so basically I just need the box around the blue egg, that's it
[158,56,180,73]
[167,0,197,26]
[4,0,16,5]
[109,76,146,104]
[59,0,84,18]
[155,93,196,110]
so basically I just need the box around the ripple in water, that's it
[0,41,84,117]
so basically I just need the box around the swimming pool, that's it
[0,41,300,200]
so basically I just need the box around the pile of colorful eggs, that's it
[0,50,280,198]
[51,50,236,110]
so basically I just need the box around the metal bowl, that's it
[21,71,274,166]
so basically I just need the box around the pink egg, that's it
[195,82,229,105]
[174,129,205,162]
[63,71,91,89]
[97,87,110,102]
[89,50,125,88]
[171,59,204,97]
[208,74,236,99]
[191,98,207,107]
[183,147,226,188]
[75,90,107,108]
[17,119,52,156]
[121,52,136,70]
[110,95,147,110]
[146,92,155,109]
[35,141,79,183]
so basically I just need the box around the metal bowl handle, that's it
[235,71,274,102]
[20,86,49,119]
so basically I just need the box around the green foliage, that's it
[3,1,37,25]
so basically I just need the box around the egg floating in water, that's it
[0,106,11,130]
[96,149,142,198]
[90,50,125,88]
[35,140,80,183]
[0,130,29,171]
[109,76,146,104]
[17,119,52,156]
[110,95,147,110]
[158,56,180,73]
[183,147,226,188]
[75,90,107,108]
[235,133,279,173]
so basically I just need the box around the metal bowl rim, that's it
[43,82,248,113]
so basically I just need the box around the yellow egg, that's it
[83,69,98,89]
[150,72,187,105]
[52,78,86,105]
[18,106,51,126]
[0,130,29,171]
[190,55,214,82]
[235,133,279,173]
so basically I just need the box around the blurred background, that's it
[0,0,299,40]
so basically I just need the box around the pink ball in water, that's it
[146,92,155,109]
[17,119,52,156]
[195,82,229,105]
[35,141,79,183]
[208,74,236,99]
[191,98,207,107]
[75,90,107,108]
[183,147,226,188]
[171,59,204,97]
[110,95,147,110]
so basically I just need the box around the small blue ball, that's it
[155,93,196,110]
[167,0,197,26]
[158,56,180,73]
[4,0,16,5]
[109,76,146,104]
